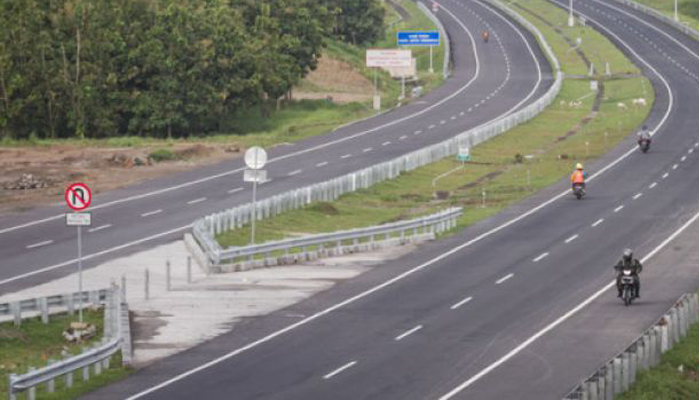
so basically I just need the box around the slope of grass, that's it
[630,0,699,30]
[617,323,698,400]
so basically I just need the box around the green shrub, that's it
[148,148,177,162]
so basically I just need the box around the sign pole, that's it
[429,46,434,73]
[251,178,257,245]
[77,223,83,322]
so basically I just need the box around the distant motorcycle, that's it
[620,269,636,306]
[572,183,585,200]
[482,30,489,43]
[638,138,651,153]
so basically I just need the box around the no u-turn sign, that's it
[65,182,92,211]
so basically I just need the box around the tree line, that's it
[0,0,385,140]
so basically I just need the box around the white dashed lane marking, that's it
[672,164,678,169]
[362,147,373,152]
[592,218,604,227]
[614,205,624,213]
[141,209,162,217]
[395,325,423,341]
[429,125,436,129]
[316,161,329,167]
[228,187,243,194]
[450,296,473,310]
[565,234,579,243]
[288,169,302,176]
[533,252,549,262]
[399,135,407,140]
[495,273,514,285]
[414,130,422,135]
[323,361,357,380]
[187,197,207,205]
[88,224,112,233]
[650,182,658,188]
[382,141,392,146]
[341,154,352,159]
[27,240,53,249]
[681,156,687,162]
[633,193,642,200]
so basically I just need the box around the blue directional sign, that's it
[397,31,440,46]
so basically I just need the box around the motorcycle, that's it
[620,269,636,306]
[638,138,651,153]
[572,183,585,200]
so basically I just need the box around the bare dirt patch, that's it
[292,56,373,103]
[0,143,241,215]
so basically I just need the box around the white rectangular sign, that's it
[66,212,92,227]
[366,49,412,68]
[244,169,267,183]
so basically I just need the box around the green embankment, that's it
[631,0,699,30]
[0,310,131,399]
[617,323,698,400]
[216,0,653,248]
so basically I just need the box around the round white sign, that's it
[244,146,267,170]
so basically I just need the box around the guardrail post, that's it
[596,373,605,400]
[660,315,670,353]
[628,347,637,386]
[121,274,127,300]
[612,357,622,395]
[166,261,171,292]
[671,308,680,344]
[46,359,56,393]
[82,353,90,381]
[187,256,193,284]
[643,334,652,370]
[604,362,613,400]
[27,367,36,400]
[621,353,630,391]
[40,297,49,324]
[588,380,598,400]
[8,374,16,400]
[144,268,150,300]
[11,301,21,327]
[651,327,660,366]
[65,363,74,388]
[94,343,104,376]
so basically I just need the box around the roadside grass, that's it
[629,0,699,30]
[216,0,652,249]
[0,309,131,399]
[1,0,443,151]
[616,323,698,400]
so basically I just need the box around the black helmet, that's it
[623,248,633,261]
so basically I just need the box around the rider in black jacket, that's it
[615,248,643,298]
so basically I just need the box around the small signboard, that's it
[244,169,267,183]
[458,146,470,162]
[366,49,412,68]
[590,80,598,91]
[66,212,92,227]
[244,147,267,170]
[65,183,92,211]
[397,31,440,46]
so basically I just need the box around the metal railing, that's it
[7,284,132,399]
[563,292,699,399]
[417,1,452,79]
[211,207,461,272]
[608,0,699,39]
[191,0,562,269]
[0,289,108,325]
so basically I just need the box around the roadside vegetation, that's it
[0,309,131,399]
[216,0,654,247]
[617,323,698,400]
[631,0,699,30]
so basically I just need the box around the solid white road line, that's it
[187,198,206,205]
[395,325,423,341]
[341,154,352,159]
[533,252,549,262]
[633,193,642,200]
[140,209,162,217]
[227,187,243,194]
[362,147,373,152]
[614,205,624,213]
[88,224,112,233]
[437,213,699,399]
[591,218,604,227]
[495,273,514,285]
[323,361,357,380]
[288,169,302,176]
[382,141,392,146]
[450,296,473,310]
[316,161,329,167]
[26,240,53,249]
[564,234,579,243]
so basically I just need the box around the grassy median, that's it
[216,0,653,248]
[617,323,698,400]
[0,309,131,399]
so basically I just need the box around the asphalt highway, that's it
[81,0,697,399]
[0,0,553,294]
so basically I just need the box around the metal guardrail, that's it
[191,0,562,269]
[416,1,452,79]
[608,0,699,39]
[213,207,461,270]
[7,285,131,398]
[0,289,108,325]
[563,292,699,399]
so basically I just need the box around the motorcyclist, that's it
[482,30,489,42]
[637,125,651,146]
[570,163,587,191]
[615,248,643,298]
